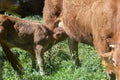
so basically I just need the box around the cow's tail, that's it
[1,44,23,75]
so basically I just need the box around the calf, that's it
[0,14,66,75]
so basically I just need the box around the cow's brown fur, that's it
[54,0,120,80]
[43,0,81,67]
[43,0,63,30]
[0,14,66,75]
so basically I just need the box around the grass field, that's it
[0,15,109,80]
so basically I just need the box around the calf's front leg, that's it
[34,45,45,75]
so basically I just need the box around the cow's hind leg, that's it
[1,44,23,75]
[34,45,45,75]
[68,38,81,67]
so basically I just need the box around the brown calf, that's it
[0,14,66,75]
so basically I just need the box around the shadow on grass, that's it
[44,50,71,75]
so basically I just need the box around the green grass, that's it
[0,15,109,80]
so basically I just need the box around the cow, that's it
[43,0,81,67]
[53,0,120,80]
[44,0,120,80]
[0,14,66,76]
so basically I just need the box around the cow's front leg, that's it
[68,38,81,67]
[34,45,45,75]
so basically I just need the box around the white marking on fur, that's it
[58,21,63,28]
[112,58,116,66]
[109,44,115,48]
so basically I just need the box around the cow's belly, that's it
[62,0,113,45]
[60,20,93,45]
[62,14,93,44]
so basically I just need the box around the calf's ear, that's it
[53,27,65,39]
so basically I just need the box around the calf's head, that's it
[41,26,67,52]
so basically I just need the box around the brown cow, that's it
[43,0,120,80]
[0,14,66,75]
[43,0,81,67]
[58,0,120,80]
[0,0,44,17]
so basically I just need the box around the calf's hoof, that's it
[75,59,81,68]
[40,71,45,76]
